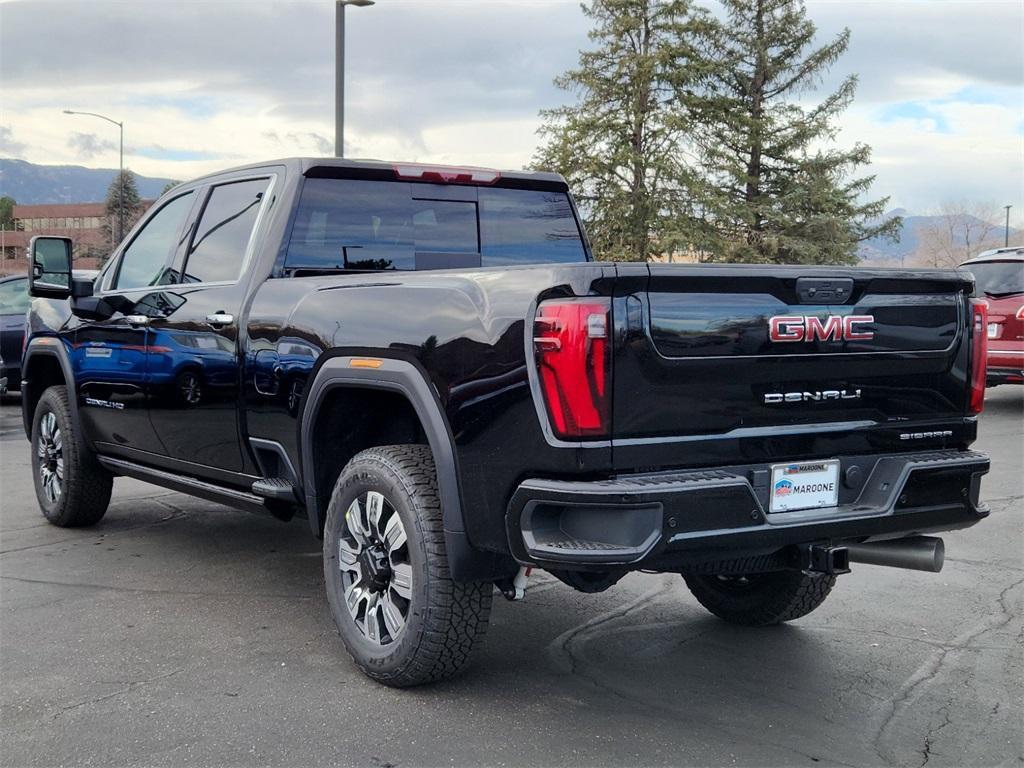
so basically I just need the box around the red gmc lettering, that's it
[768,315,875,343]
[805,316,843,342]
[843,315,874,340]
[769,315,805,342]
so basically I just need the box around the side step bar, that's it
[251,477,298,503]
[98,456,270,516]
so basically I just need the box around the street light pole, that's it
[1005,205,1012,248]
[63,110,125,245]
[335,0,375,158]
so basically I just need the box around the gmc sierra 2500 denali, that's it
[23,158,991,687]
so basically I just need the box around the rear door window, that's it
[181,178,270,284]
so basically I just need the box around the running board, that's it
[97,456,269,516]
[251,477,297,502]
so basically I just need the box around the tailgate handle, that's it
[795,277,854,304]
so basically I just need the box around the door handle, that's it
[206,312,234,327]
[125,315,150,327]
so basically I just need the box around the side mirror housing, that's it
[28,236,73,299]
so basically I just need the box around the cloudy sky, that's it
[1,0,1021,221]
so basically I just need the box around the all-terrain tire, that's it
[31,385,113,527]
[683,570,836,626]
[323,444,492,687]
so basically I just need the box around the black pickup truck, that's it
[22,158,991,686]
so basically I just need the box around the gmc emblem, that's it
[769,314,874,343]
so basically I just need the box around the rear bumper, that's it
[987,346,1023,385]
[506,449,990,571]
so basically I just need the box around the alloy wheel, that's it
[338,490,413,645]
[36,411,64,503]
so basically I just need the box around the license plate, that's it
[770,460,840,513]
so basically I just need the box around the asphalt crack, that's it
[872,575,1024,764]
[918,704,953,767]
[549,580,673,676]
[0,574,315,601]
[50,668,183,721]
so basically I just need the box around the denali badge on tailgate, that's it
[764,388,861,404]
[768,314,874,342]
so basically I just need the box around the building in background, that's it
[0,200,153,275]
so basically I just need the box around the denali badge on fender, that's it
[768,314,874,342]
[764,389,862,404]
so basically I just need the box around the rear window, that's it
[967,261,1024,297]
[285,179,585,271]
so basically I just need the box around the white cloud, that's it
[0,0,1021,221]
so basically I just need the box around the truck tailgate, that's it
[610,263,974,470]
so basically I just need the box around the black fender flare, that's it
[21,338,80,439]
[299,355,514,582]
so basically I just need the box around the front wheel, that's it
[31,385,113,527]
[683,570,836,626]
[323,445,492,687]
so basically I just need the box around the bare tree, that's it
[917,201,1004,268]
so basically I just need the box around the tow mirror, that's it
[29,236,73,299]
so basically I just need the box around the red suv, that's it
[961,247,1024,386]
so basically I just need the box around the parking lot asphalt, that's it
[1,388,1021,768]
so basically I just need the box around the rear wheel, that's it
[683,570,836,626]
[31,385,113,527]
[323,445,492,687]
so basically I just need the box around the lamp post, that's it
[1004,205,1013,248]
[336,0,375,158]
[63,110,124,245]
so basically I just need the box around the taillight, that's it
[392,163,500,185]
[969,299,988,415]
[533,298,611,439]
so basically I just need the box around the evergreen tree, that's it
[691,0,899,264]
[160,180,181,196]
[0,196,17,230]
[532,0,709,261]
[103,169,143,250]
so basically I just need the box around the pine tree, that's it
[103,169,143,250]
[0,196,17,230]
[533,0,710,261]
[692,0,899,264]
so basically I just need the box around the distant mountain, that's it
[0,158,175,204]
[859,209,1020,265]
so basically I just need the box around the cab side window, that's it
[181,178,270,284]
[113,192,195,290]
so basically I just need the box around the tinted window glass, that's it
[288,179,415,270]
[114,192,194,289]
[480,189,585,265]
[0,278,30,314]
[285,179,586,271]
[412,199,478,253]
[969,261,1024,297]
[183,178,269,283]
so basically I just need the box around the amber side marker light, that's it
[349,358,384,369]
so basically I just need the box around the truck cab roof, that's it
[183,157,569,191]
